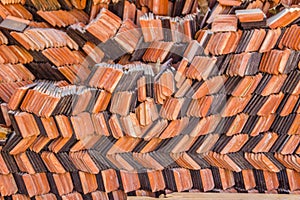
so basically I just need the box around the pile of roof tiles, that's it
[0,0,299,199]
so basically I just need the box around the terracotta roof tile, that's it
[267,7,300,29]
[38,9,88,27]
[257,92,285,116]
[62,192,83,200]
[48,136,75,153]
[85,8,121,42]
[232,74,263,97]
[0,3,32,19]
[259,28,282,53]
[218,0,242,6]
[286,169,300,191]
[0,173,18,196]
[261,74,287,96]
[222,96,251,117]
[14,152,35,174]
[91,191,109,200]
[82,41,104,63]
[244,29,266,52]
[11,194,30,200]
[212,15,238,32]
[0,0,25,4]
[279,95,299,116]
[29,135,51,153]
[241,169,256,190]
[0,0,298,198]
[288,114,300,135]
[114,19,141,53]
[235,9,266,23]
[0,103,10,127]
[263,171,279,191]
[41,151,66,174]
[0,30,7,44]
[0,45,32,64]
[187,96,212,117]
[53,173,73,196]
[143,41,174,63]
[120,170,140,193]
[252,132,279,153]
[35,193,57,200]
[78,171,98,194]
[186,56,217,81]
[183,40,204,62]
[22,173,50,197]
[139,14,162,42]
[279,25,300,50]
[12,28,78,51]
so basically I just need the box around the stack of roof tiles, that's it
[0,0,299,199]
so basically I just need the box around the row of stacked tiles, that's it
[1,168,300,198]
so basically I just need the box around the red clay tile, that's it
[111,190,127,200]
[261,74,287,96]
[286,169,300,191]
[71,112,95,140]
[15,152,36,174]
[250,114,276,136]
[200,169,215,192]
[222,96,251,117]
[173,168,193,192]
[242,170,256,190]
[289,114,300,135]
[120,170,141,193]
[257,92,284,116]
[147,170,165,192]
[0,151,9,175]
[267,7,300,29]
[219,168,235,190]
[79,172,98,194]
[226,113,249,136]
[0,174,18,196]
[101,169,119,192]
[221,134,249,154]
[10,135,37,155]
[91,191,109,200]
[35,194,57,200]
[253,132,279,153]
[41,152,66,174]
[12,194,30,200]
[62,192,83,200]
[281,134,300,154]
[53,173,74,196]
[259,28,281,53]
[212,15,238,32]
[263,171,279,191]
